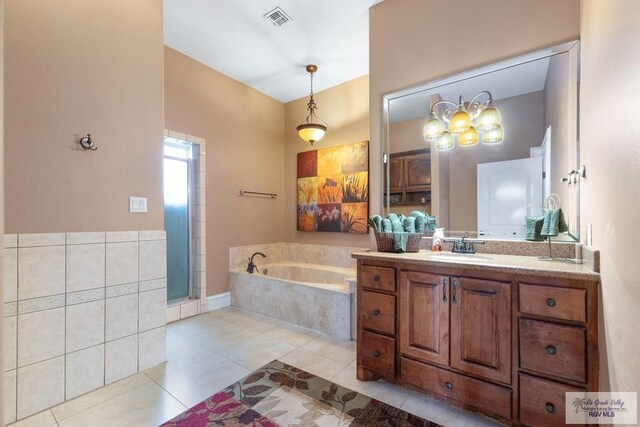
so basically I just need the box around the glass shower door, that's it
[164,155,191,302]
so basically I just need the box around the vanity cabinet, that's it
[384,150,431,206]
[355,257,599,426]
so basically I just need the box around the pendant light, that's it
[297,64,328,145]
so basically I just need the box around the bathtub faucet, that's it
[247,252,266,273]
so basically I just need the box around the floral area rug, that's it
[161,360,441,426]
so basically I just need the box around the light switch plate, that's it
[129,197,147,213]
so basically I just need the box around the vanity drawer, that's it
[401,357,511,420]
[360,291,395,336]
[361,266,396,292]
[519,283,586,322]
[519,318,586,383]
[360,331,395,377]
[519,373,585,427]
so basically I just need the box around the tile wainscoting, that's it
[3,231,168,423]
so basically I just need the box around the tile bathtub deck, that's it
[11,307,501,427]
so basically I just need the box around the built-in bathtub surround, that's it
[230,262,355,339]
[3,231,168,423]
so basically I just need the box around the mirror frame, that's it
[381,40,581,241]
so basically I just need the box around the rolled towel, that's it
[368,215,383,232]
[540,209,560,236]
[425,215,438,233]
[393,232,409,253]
[387,213,404,232]
[381,218,392,232]
[409,211,427,233]
[403,216,416,233]
[525,216,545,241]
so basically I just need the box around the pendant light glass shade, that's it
[476,100,501,132]
[449,106,472,135]
[423,113,445,142]
[297,64,328,145]
[434,131,454,151]
[482,124,504,144]
[297,123,327,145]
[458,126,479,146]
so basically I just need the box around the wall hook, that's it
[79,133,98,151]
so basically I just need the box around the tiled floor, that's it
[10,307,501,427]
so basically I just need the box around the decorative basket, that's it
[374,232,423,253]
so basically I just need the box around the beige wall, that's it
[544,50,579,235]
[164,47,285,296]
[284,75,370,248]
[370,0,581,222]
[389,91,545,231]
[0,0,5,420]
[4,0,165,233]
[580,0,640,395]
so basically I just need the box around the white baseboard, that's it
[206,291,231,312]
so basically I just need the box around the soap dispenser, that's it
[432,228,445,251]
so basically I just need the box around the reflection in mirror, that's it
[383,42,580,241]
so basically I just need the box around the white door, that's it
[477,157,543,239]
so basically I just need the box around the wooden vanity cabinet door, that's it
[404,153,431,190]
[388,156,404,192]
[450,277,512,384]
[399,271,449,367]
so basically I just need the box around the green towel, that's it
[381,218,392,232]
[393,232,409,253]
[368,215,383,232]
[403,216,416,233]
[525,216,545,241]
[409,211,426,233]
[541,209,560,236]
[558,209,569,233]
[387,213,404,232]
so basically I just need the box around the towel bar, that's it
[239,189,278,199]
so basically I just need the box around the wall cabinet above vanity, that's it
[384,149,431,208]
[353,251,599,426]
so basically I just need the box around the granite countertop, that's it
[351,250,600,280]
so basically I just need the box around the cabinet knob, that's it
[545,403,556,414]
[445,382,453,390]
[373,275,380,282]
[546,345,557,355]
[373,309,381,316]
[546,298,556,307]
[373,351,380,358]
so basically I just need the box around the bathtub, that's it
[229,261,356,340]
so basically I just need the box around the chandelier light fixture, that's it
[297,64,328,145]
[423,91,503,151]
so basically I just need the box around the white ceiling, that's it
[389,57,551,123]
[164,0,379,103]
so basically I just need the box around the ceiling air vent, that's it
[263,7,292,27]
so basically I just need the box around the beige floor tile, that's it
[57,382,185,427]
[51,373,150,421]
[301,334,356,365]
[144,333,218,380]
[229,313,283,333]
[263,323,321,347]
[331,363,409,409]
[280,348,349,379]
[218,334,297,371]
[154,355,250,408]
[192,326,260,353]
[167,315,227,338]
[8,410,57,427]
[400,391,501,426]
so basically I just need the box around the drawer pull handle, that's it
[546,298,557,307]
[373,351,380,358]
[545,403,556,414]
[445,382,453,390]
[373,309,381,316]
[373,275,380,282]
[546,345,557,355]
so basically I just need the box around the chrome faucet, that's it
[443,236,486,254]
[247,252,266,273]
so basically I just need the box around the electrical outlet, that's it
[129,197,147,213]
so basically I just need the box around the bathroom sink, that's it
[425,252,494,262]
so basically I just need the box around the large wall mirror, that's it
[382,41,580,241]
